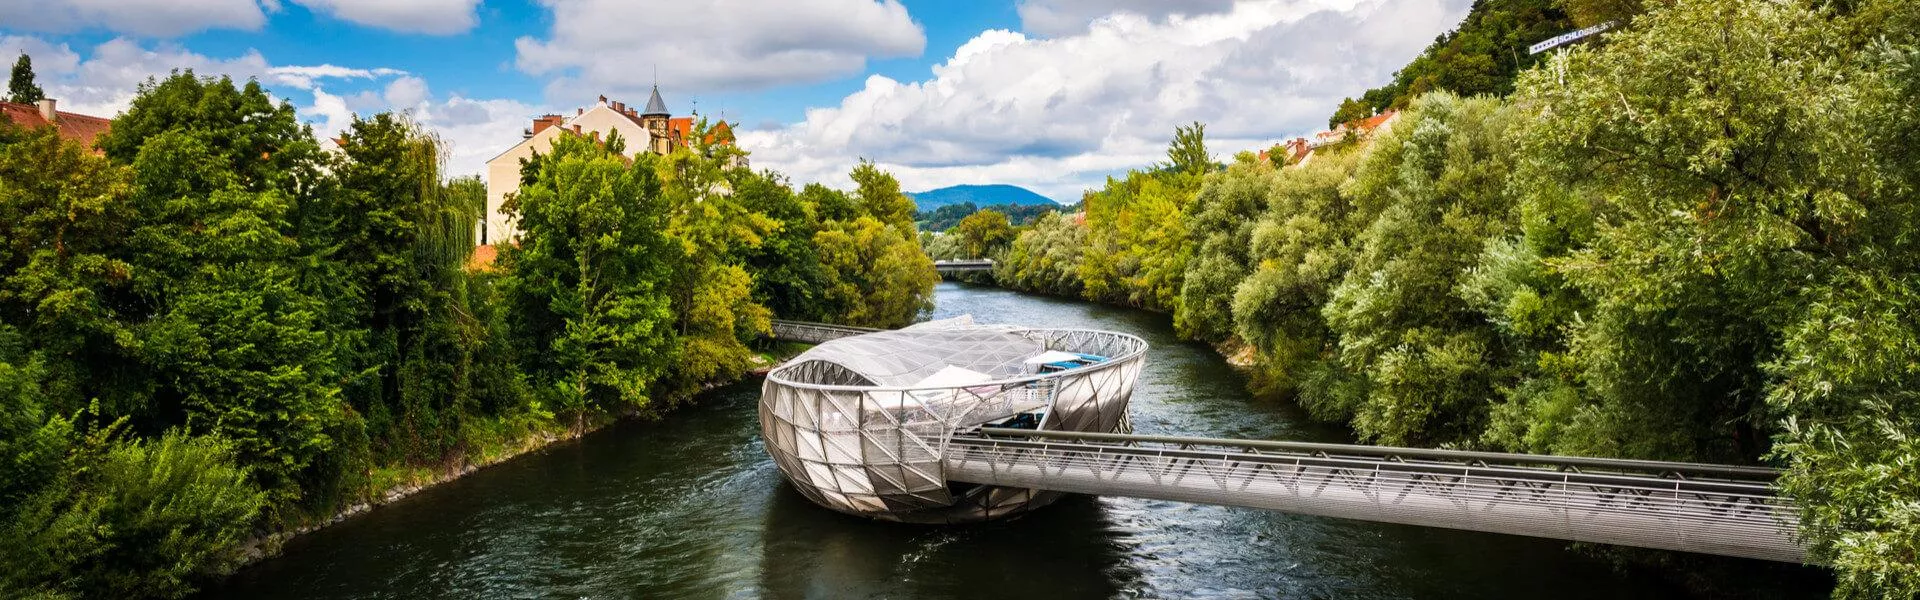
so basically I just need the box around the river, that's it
[200,282,1828,599]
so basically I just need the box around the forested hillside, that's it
[917,201,1063,231]
[989,0,1920,595]
[1329,0,1573,125]
[0,74,934,599]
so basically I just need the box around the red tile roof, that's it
[1355,110,1398,132]
[0,101,112,153]
[469,243,499,271]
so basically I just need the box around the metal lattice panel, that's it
[943,429,1804,563]
[760,317,1149,523]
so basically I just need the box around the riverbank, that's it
[200,282,1830,600]
[228,344,808,570]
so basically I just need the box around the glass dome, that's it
[760,316,1148,523]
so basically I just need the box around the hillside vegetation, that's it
[986,1,1920,595]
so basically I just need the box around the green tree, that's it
[850,160,917,235]
[0,120,138,417]
[127,130,346,511]
[1229,145,1366,404]
[736,170,835,321]
[1329,97,1372,129]
[8,53,44,104]
[1354,0,1573,112]
[996,211,1087,297]
[1176,161,1276,342]
[0,340,264,600]
[1162,121,1213,176]
[953,208,1015,258]
[328,114,493,465]
[654,119,773,400]
[814,216,937,328]
[501,134,676,427]
[1320,94,1521,446]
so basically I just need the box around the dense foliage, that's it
[0,73,933,598]
[988,1,1920,594]
[916,201,1062,231]
[1334,0,1574,123]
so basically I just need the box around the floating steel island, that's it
[759,316,1148,523]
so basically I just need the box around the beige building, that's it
[479,86,733,245]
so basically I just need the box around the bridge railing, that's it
[947,427,1803,563]
[932,259,995,272]
[965,427,1780,482]
[767,320,879,344]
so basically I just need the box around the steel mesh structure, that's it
[760,317,1149,523]
[761,319,1804,562]
[945,428,1804,562]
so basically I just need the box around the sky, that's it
[0,0,1472,203]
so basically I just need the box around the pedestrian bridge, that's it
[764,319,1805,564]
[932,259,995,273]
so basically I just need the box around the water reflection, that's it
[758,483,1140,599]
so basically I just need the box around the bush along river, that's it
[199,281,1830,599]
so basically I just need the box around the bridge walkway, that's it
[766,319,1804,563]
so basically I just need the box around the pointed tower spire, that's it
[641,84,670,117]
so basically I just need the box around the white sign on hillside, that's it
[1529,21,1615,55]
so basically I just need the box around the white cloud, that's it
[740,0,1468,202]
[413,95,547,177]
[514,0,926,98]
[383,75,430,109]
[267,64,407,89]
[289,0,483,35]
[1016,0,1236,37]
[0,34,530,179]
[0,0,270,38]
[1,36,274,116]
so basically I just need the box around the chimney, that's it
[597,95,607,105]
[38,98,56,123]
[532,115,557,135]
[612,101,624,112]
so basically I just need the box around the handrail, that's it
[765,327,1149,394]
[968,427,1780,480]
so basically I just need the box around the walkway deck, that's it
[765,319,1805,562]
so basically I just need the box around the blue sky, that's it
[1,0,1472,201]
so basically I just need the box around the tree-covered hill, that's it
[908,184,1060,212]
[1329,0,1576,126]
[917,201,1064,231]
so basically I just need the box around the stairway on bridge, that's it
[764,319,1804,563]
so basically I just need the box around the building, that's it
[479,86,734,245]
[0,99,113,152]
[1258,109,1399,169]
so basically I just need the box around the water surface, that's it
[202,282,1826,599]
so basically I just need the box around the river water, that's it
[202,282,1828,599]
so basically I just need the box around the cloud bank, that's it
[742,0,1469,202]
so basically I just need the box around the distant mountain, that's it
[908,184,1061,212]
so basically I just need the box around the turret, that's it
[641,85,671,154]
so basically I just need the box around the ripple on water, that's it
[197,282,1832,600]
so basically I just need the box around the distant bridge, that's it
[764,320,1805,563]
[932,259,995,273]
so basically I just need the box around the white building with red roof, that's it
[479,86,734,246]
[0,99,112,153]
